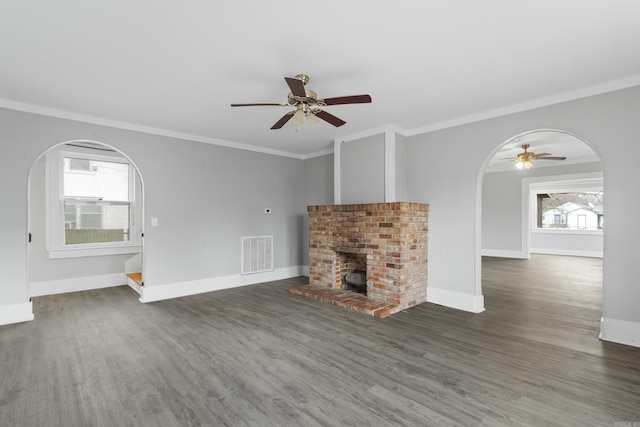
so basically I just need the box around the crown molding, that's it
[0,99,307,160]
[2,75,639,160]
[405,75,640,136]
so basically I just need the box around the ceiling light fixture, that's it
[290,105,319,132]
[515,159,533,170]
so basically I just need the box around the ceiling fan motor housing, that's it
[288,89,317,106]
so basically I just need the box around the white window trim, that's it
[46,148,141,259]
[531,228,603,236]
[528,175,603,235]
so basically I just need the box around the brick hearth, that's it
[289,202,428,317]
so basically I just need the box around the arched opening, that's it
[476,129,604,334]
[27,140,145,308]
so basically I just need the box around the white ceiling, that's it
[1,1,640,158]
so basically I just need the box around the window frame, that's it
[529,178,604,236]
[46,148,141,259]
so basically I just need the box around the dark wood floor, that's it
[1,255,639,426]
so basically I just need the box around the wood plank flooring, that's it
[1,254,639,426]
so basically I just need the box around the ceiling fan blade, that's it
[320,94,372,106]
[285,77,307,98]
[231,103,288,107]
[536,156,567,160]
[314,109,346,127]
[270,112,295,129]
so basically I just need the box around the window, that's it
[536,191,604,231]
[47,147,140,258]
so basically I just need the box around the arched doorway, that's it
[476,129,604,326]
[27,140,145,307]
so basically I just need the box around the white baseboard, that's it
[426,287,485,313]
[302,265,309,277]
[481,249,529,259]
[0,301,34,326]
[530,248,603,258]
[140,266,305,303]
[600,317,640,348]
[30,273,127,297]
[127,279,143,296]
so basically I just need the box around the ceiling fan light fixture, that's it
[290,109,305,131]
[524,160,533,170]
[515,160,524,169]
[306,111,320,126]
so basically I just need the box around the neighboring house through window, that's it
[536,192,604,231]
[530,172,604,234]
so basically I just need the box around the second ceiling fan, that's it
[507,144,567,170]
[231,74,372,130]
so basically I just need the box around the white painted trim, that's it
[334,138,341,204]
[521,178,531,258]
[406,75,640,137]
[301,148,334,160]
[140,266,305,303]
[0,98,306,160]
[337,124,407,144]
[127,279,143,296]
[530,248,603,258]
[30,273,127,297]
[48,245,141,259]
[531,229,603,237]
[426,287,485,313]
[481,249,529,259]
[3,77,640,161]
[600,317,640,348]
[384,129,396,202]
[0,301,34,326]
[302,265,309,277]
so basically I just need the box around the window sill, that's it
[531,229,603,236]
[48,245,141,259]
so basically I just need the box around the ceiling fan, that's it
[507,144,567,170]
[230,74,372,130]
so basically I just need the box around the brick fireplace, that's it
[289,202,428,318]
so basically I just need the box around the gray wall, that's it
[406,85,640,328]
[340,134,385,204]
[0,107,306,308]
[482,170,523,253]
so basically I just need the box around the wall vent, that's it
[241,235,273,275]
